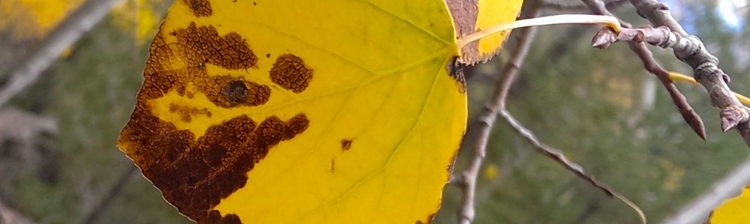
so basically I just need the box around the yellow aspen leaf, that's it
[710,187,750,223]
[118,0,521,223]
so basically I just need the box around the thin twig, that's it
[456,2,541,223]
[488,2,648,221]
[0,0,123,108]
[590,0,750,143]
[541,0,628,11]
[82,164,137,224]
[583,0,706,140]
[497,107,647,224]
[628,0,686,36]
[624,0,750,144]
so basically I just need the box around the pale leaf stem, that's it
[456,14,621,50]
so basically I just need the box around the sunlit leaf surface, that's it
[710,186,750,224]
[117,0,521,223]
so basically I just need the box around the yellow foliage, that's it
[117,0,524,223]
[474,0,524,60]
[710,187,750,224]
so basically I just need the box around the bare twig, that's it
[456,2,541,224]
[486,3,648,220]
[623,0,750,145]
[583,0,706,140]
[458,1,650,223]
[82,164,137,224]
[628,0,686,35]
[496,107,647,224]
[0,0,122,108]
[541,0,628,11]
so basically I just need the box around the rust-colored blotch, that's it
[119,16,314,223]
[144,23,265,109]
[120,109,309,223]
[186,0,212,17]
[270,54,313,93]
[341,139,352,151]
[415,213,436,224]
[169,103,212,122]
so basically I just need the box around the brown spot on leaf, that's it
[445,0,480,63]
[185,0,212,17]
[216,78,270,107]
[142,24,265,109]
[198,61,206,70]
[175,23,257,70]
[445,0,514,64]
[190,75,270,109]
[169,104,211,122]
[447,57,466,94]
[119,104,309,223]
[341,139,352,151]
[269,54,313,93]
[224,80,249,105]
[206,211,241,224]
[415,213,436,224]
[120,25,311,223]
[331,158,335,173]
[445,0,477,38]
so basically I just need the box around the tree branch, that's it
[458,1,653,223]
[0,0,122,108]
[629,0,687,35]
[592,0,750,145]
[583,0,706,140]
[488,4,647,220]
[633,0,750,141]
[496,107,646,224]
[541,0,628,11]
[456,2,541,224]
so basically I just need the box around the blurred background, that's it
[1,0,749,223]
